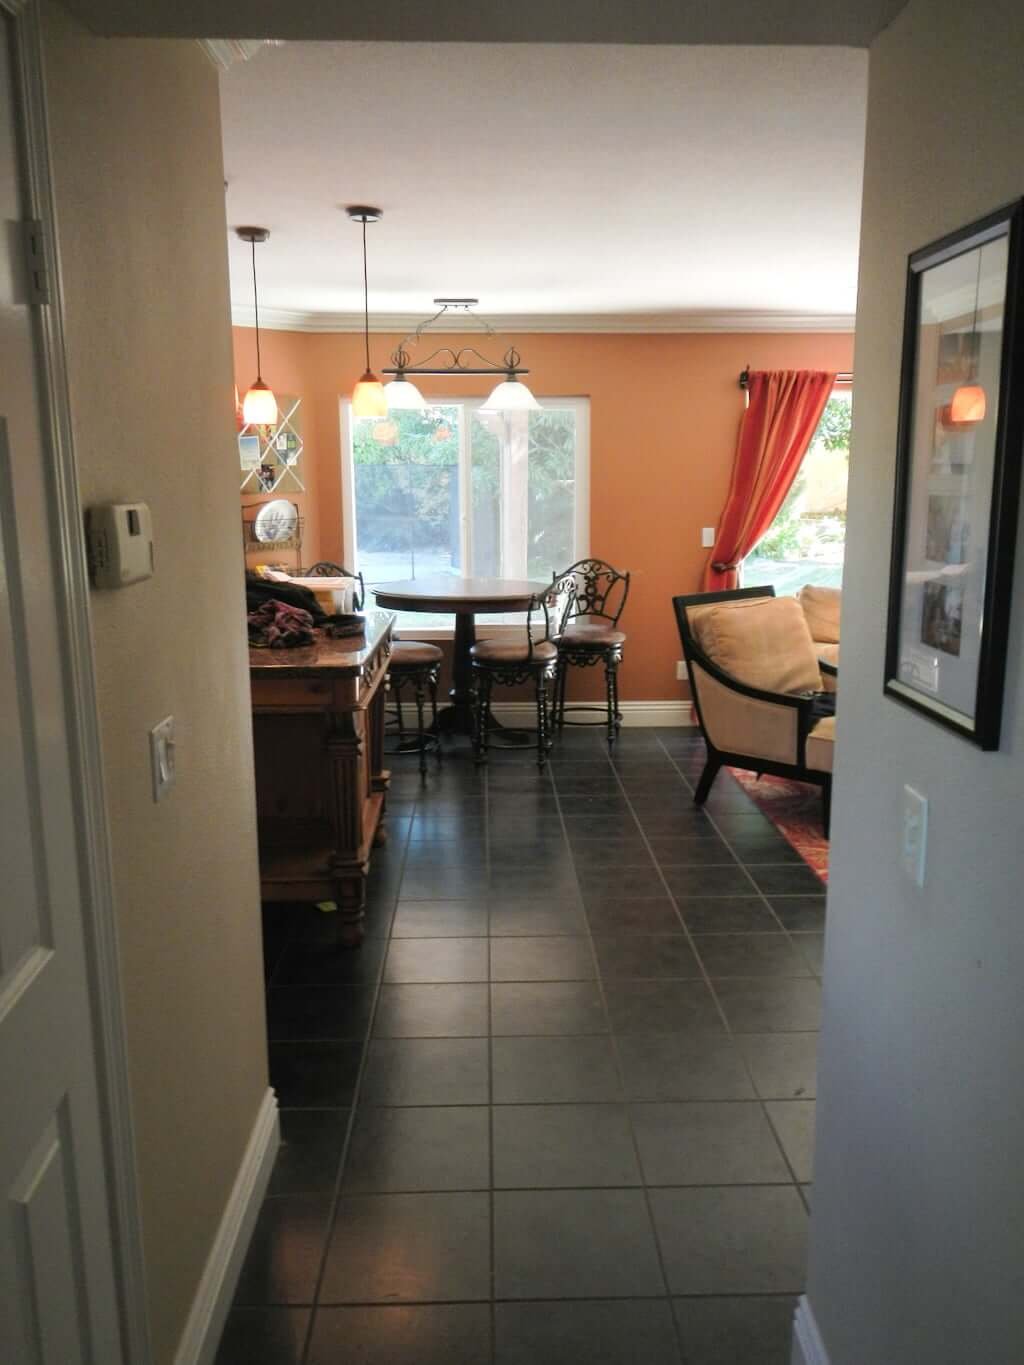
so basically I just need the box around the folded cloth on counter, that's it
[263,568,360,613]
[245,571,326,621]
[247,598,316,649]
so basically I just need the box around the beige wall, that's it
[42,8,268,1363]
[805,2,1024,1361]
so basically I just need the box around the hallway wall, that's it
[43,7,269,1362]
[805,0,1024,1360]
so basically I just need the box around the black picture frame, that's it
[885,200,1024,749]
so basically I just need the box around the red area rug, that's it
[729,769,829,883]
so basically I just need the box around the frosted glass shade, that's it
[383,378,427,410]
[242,378,278,426]
[352,370,388,418]
[481,377,541,413]
[950,384,986,423]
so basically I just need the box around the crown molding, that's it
[230,305,856,335]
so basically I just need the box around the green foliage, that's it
[749,395,851,564]
[353,408,459,550]
[815,394,853,452]
[352,404,578,573]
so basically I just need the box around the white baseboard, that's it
[174,1088,280,1365]
[792,1296,830,1365]
[487,699,696,728]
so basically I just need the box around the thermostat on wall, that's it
[87,502,154,588]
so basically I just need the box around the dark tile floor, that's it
[217,728,824,1365]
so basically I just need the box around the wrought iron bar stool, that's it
[471,579,574,770]
[386,641,443,776]
[552,558,631,745]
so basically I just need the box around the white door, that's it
[0,11,125,1364]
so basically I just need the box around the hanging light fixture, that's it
[481,349,541,413]
[949,248,987,425]
[237,227,278,426]
[382,298,540,412]
[347,206,388,418]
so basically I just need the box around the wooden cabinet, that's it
[249,611,393,944]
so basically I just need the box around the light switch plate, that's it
[150,716,176,803]
[701,526,716,548]
[902,784,927,886]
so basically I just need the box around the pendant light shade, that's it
[950,383,986,424]
[383,377,427,410]
[347,205,387,418]
[353,370,388,417]
[481,375,541,413]
[242,378,279,426]
[236,226,277,426]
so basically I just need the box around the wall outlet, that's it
[676,661,687,681]
[150,716,176,802]
[902,784,927,886]
[701,526,716,548]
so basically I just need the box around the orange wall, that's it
[234,328,854,700]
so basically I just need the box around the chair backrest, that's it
[512,575,572,661]
[302,561,365,610]
[558,558,630,627]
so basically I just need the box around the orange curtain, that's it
[702,369,837,591]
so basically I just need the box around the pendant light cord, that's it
[362,217,371,372]
[970,247,983,380]
[251,236,263,380]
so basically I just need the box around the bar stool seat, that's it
[392,640,443,666]
[559,622,627,648]
[387,640,443,775]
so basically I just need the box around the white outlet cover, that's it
[902,784,927,887]
[701,527,716,547]
[150,715,176,803]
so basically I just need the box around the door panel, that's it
[0,11,124,1363]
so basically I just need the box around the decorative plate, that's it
[253,499,298,543]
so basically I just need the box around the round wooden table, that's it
[373,575,549,736]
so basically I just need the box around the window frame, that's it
[339,394,590,637]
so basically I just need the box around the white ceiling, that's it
[221,42,868,329]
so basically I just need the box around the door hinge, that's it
[22,219,50,305]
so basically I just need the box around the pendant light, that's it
[236,227,278,426]
[949,248,987,425]
[383,347,426,410]
[481,349,541,413]
[347,206,388,418]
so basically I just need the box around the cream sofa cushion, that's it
[689,595,823,696]
[797,585,842,644]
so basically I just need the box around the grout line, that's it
[484,760,498,1365]
[297,789,416,1365]
[653,735,817,1207]
[546,745,687,1362]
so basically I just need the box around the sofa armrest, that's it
[689,660,805,766]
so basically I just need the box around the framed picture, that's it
[885,199,1024,748]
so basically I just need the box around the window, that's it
[341,398,589,629]
[744,389,852,594]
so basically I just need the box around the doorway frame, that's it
[3,2,151,1360]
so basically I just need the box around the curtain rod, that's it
[739,367,853,389]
